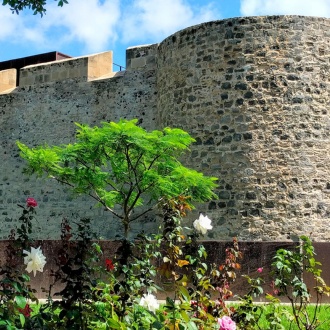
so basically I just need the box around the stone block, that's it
[130,57,147,69]
[0,68,16,93]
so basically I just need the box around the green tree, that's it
[2,0,68,15]
[17,119,217,237]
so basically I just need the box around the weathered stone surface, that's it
[157,15,330,242]
[0,16,330,241]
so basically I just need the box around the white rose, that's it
[139,293,159,313]
[23,246,46,277]
[193,214,212,234]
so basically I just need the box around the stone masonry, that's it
[1,15,330,241]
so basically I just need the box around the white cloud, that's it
[0,0,221,60]
[120,0,220,43]
[240,0,330,17]
[0,10,24,40]
[39,0,121,52]
[0,0,121,54]
[0,9,50,49]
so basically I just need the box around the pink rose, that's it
[26,197,38,208]
[257,267,263,273]
[218,316,236,330]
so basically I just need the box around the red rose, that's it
[26,197,38,208]
[105,258,115,271]
[18,304,32,317]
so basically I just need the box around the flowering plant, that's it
[26,197,38,208]
[18,304,33,318]
[218,316,236,330]
[105,258,115,271]
[0,199,40,329]
[1,197,330,329]
[23,246,46,277]
[193,213,213,234]
[139,293,159,313]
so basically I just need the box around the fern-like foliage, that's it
[17,119,217,236]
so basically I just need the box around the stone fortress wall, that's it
[0,15,330,241]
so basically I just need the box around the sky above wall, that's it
[1,0,330,69]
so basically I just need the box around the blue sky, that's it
[1,0,330,70]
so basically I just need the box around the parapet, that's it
[0,68,16,93]
[125,43,158,70]
[0,43,161,93]
[19,51,113,87]
[0,51,114,92]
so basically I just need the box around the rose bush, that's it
[1,196,330,329]
[0,198,41,329]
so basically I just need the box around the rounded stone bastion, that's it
[156,15,330,241]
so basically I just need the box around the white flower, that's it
[23,246,46,277]
[139,293,159,313]
[193,214,213,234]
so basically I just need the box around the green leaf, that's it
[107,318,122,329]
[152,321,164,329]
[201,262,208,270]
[12,282,22,293]
[15,295,26,309]
[178,286,190,301]
[180,310,190,323]
[20,274,30,282]
[19,313,25,327]
[187,321,199,330]
[112,310,119,322]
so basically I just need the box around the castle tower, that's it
[156,15,330,241]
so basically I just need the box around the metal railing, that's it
[113,63,125,71]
